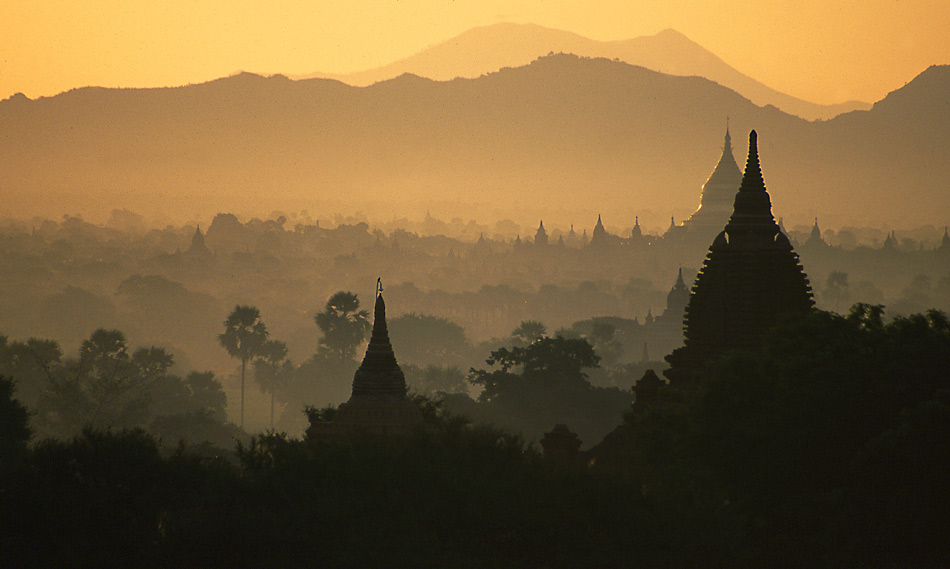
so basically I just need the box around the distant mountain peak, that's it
[294,24,868,121]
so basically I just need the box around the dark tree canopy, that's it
[511,320,547,344]
[314,291,370,360]
[388,312,472,367]
[218,305,268,365]
[466,335,628,445]
[614,304,950,568]
[0,376,30,461]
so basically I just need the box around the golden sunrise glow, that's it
[3,0,948,105]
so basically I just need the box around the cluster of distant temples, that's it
[308,127,819,449]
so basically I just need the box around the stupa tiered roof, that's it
[667,131,814,384]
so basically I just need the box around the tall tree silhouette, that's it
[253,339,292,429]
[314,292,370,360]
[823,271,850,312]
[78,329,149,428]
[218,305,268,428]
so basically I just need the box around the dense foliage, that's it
[464,335,634,445]
[613,305,950,567]
[0,330,241,448]
[1,305,947,567]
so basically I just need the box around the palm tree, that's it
[314,292,370,360]
[218,305,268,428]
[253,339,291,429]
[512,320,547,345]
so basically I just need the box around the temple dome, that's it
[684,125,743,234]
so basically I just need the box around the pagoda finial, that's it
[739,130,764,192]
[724,118,732,152]
[376,277,383,297]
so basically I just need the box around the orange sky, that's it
[2,0,947,105]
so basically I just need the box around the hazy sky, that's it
[2,0,947,104]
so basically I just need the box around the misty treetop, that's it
[0,328,241,448]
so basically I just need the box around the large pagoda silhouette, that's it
[665,130,814,386]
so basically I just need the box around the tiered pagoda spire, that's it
[665,268,689,316]
[590,215,608,247]
[535,220,549,246]
[804,218,828,248]
[185,224,212,259]
[350,281,408,402]
[666,130,814,385]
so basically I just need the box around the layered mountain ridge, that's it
[297,23,870,121]
[1,55,947,228]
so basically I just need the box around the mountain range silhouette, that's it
[2,55,947,228]
[295,23,870,121]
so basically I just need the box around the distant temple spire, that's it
[535,220,548,246]
[185,223,212,258]
[665,267,688,315]
[805,217,827,248]
[349,282,408,402]
[590,214,608,247]
[883,231,898,250]
[684,122,743,235]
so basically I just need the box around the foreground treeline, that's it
[1,305,948,567]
